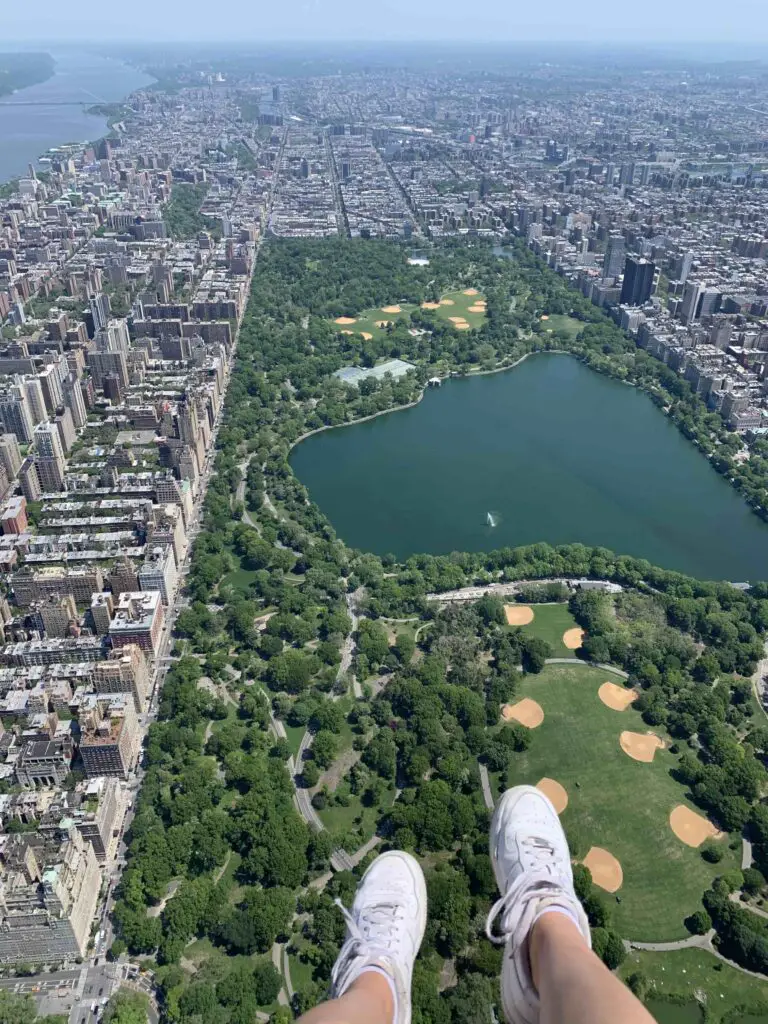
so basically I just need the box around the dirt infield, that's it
[360,332,373,340]
[620,731,665,763]
[501,698,544,729]
[598,682,638,711]
[562,628,585,650]
[463,288,479,296]
[421,302,441,309]
[669,805,724,848]
[335,317,357,325]
[381,305,402,314]
[536,777,568,814]
[504,605,535,626]
[583,846,623,893]
[440,299,455,306]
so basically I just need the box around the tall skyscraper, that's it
[674,251,694,285]
[89,293,112,334]
[680,280,705,325]
[34,422,66,492]
[0,392,34,443]
[620,257,656,307]
[0,434,22,480]
[603,235,626,279]
[63,374,87,429]
[18,377,46,426]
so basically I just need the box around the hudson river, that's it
[0,51,153,183]
[290,353,768,581]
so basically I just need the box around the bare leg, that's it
[296,971,393,1024]
[531,913,655,1024]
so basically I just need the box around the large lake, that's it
[290,354,768,581]
[0,51,153,184]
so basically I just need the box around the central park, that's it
[112,237,768,1024]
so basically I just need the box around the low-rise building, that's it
[15,737,73,788]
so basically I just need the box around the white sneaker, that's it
[331,851,427,1024]
[486,785,591,1024]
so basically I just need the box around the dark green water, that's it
[290,354,768,581]
[644,1000,703,1024]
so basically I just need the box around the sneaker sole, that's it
[360,849,428,949]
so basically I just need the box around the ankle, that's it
[529,908,590,989]
[346,967,396,1024]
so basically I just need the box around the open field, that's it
[317,778,396,845]
[619,948,768,1023]
[504,664,738,941]
[330,289,487,337]
[541,313,584,339]
[507,602,581,657]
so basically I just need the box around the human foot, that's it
[331,851,427,1024]
[486,786,591,1024]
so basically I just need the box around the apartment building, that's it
[0,829,100,962]
[78,700,140,779]
[92,644,150,712]
[108,591,164,656]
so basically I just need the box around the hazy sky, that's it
[5,0,768,45]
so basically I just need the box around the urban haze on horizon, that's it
[5,0,768,44]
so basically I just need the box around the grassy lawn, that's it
[221,562,261,597]
[510,602,581,658]
[317,779,396,845]
[620,948,768,1023]
[505,664,739,942]
[284,724,306,758]
[210,700,239,735]
[329,288,487,339]
[287,936,316,994]
[541,313,584,339]
[217,850,241,888]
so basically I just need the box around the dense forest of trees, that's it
[163,184,219,241]
[111,237,768,1021]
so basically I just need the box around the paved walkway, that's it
[271,943,289,1006]
[628,930,715,953]
[478,763,495,810]
[742,837,754,870]
[629,929,768,979]
[282,946,294,1000]
[730,891,768,920]
[545,658,629,679]
[349,835,382,867]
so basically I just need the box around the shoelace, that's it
[330,898,404,995]
[485,835,573,948]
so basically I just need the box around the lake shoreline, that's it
[288,348,564,452]
[290,352,768,579]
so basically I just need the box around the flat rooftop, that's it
[334,358,416,386]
